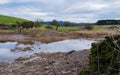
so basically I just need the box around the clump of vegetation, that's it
[83,25,93,30]
[108,26,119,30]
[89,35,120,75]
[23,27,46,37]
[45,25,53,30]
[16,21,41,29]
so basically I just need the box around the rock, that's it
[66,62,69,64]
[22,47,31,51]
[66,50,76,55]
[15,57,27,61]
[45,67,49,70]
[48,61,55,65]
[11,46,32,52]
[61,70,71,74]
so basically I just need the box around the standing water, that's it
[0,39,95,62]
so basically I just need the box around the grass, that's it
[1,24,120,32]
[93,25,108,30]
[0,29,17,34]
[36,25,81,31]
[50,25,120,31]
[93,25,120,30]
[34,24,120,31]
[0,15,29,24]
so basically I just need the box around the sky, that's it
[0,0,120,23]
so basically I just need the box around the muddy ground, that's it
[0,34,33,44]
[0,50,89,75]
[0,30,119,75]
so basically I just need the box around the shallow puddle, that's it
[0,39,95,62]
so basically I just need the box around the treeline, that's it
[46,19,120,26]
[45,19,92,26]
[48,19,120,26]
[96,20,120,25]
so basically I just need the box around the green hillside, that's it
[0,15,30,24]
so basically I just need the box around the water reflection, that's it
[33,39,94,52]
[0,39,95,62]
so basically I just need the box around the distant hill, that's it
[44,21,94,26]
[0,15,30,24]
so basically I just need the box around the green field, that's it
[93,25,120,30]
[0,15,29,24]
[51,25,120,31]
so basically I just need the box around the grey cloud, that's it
[0,0,120,22]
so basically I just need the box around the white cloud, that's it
[65,1,108,13]
[0,0,11,4]
[17,7,48,16]
[0,7,50,21]
[0,0,65,5]
[1,0,120,22]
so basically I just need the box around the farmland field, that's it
[0,15,29,24]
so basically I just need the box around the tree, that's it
[16,21,35,29]
[64,21,71,27]
[50,19,59,30]
[50,19,58,26]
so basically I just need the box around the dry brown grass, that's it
[0,29,119,43]
[73,30,120,38]
[0,30,17,34]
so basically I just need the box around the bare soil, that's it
[0,50,90,75]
